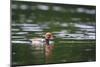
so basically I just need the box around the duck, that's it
[29,32,54,50]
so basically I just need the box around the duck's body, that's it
[29,38,44,50]
[30,38,54,45]
[30,38,44,46]
[30,32,54,50]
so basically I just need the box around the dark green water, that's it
[11,1,96,66]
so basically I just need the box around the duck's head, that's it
[45,32,54,40]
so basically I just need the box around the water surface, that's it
[11,1,96,66]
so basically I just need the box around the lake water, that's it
[11,1,96,66]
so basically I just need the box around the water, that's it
[11,1,96,66]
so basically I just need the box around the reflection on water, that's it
[12,1,96,66]
[45,45,54,63]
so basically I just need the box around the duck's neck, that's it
[45,39,50,45]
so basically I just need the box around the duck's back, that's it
[30,38,45,46]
